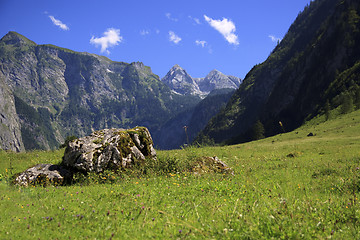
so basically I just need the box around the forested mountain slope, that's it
[197,0,360,144]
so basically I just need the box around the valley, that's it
[1,0,360,238]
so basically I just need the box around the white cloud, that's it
[269,35,282,43]
[90,28,123,54]
[189,16,201,25]
[195,40,207,48]
[168,31,182,44]
[49,15,69,31]
[165,13,178,22]
[204,15,239,45]
[195,40,213,54]
[140,29,150,36]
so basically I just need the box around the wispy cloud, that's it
[195,40,207,48]
[165,13,178,22]
[269,35,282,43]
[140,29,150,36]
[49,15,69,31]
[204,15,239,45]
[90,28,123,54]
[195,40,213,54]
[189,16,201,25]
[168,31,182,44]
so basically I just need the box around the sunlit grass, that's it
[1,110,360,239]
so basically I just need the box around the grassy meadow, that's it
[1,110,360,239]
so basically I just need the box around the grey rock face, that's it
[197,70,242,94]
[161,64,202,96]
[62,127,156,172]
[162,65,242,96]
[14,164,72,187]
[0,72,24,152]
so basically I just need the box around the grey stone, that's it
[62,127,157,173]
[14,164,72,187]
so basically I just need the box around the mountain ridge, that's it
[161,64,242,97]
[0,31,200,151]
[0,31,239,151]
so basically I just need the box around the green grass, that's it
[1,110,360,239]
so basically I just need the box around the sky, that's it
[0,0,311,79]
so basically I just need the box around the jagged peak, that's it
[172,64,182,69]
[165,64,191,77]
[130,61,145,70]
[205,69,227,79]
[209,69,220,73]
[1,31,37,46]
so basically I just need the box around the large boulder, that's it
[62,127,157,172]
[14,164,72,187]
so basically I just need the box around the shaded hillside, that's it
[197,0,360,144]
[154,88,235,149]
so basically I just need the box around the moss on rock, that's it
[62,127,156,173]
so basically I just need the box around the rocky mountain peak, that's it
[162,65,242,96]
[206,69,226,79]
[1,31,36,46]
[131,61,145,71]
[161,65,201,95]
[168,64,190,79]
[199,69,242,94]
[172,64,182,69]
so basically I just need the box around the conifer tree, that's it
[341,91,353,114]
[251,120,265,141]
[325,99,331,120]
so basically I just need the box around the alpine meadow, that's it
[1,0,360,239]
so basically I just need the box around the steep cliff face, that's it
[198,0,360,144]
[0,32,198,151]
[0,72,24,152]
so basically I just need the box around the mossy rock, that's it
[62,127,157,173]
[190,156,234,175]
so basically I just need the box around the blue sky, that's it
[0,0,310,79]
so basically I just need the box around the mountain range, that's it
[1,0,359,151]
[161,64,241,97]
[0,32,239,151]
